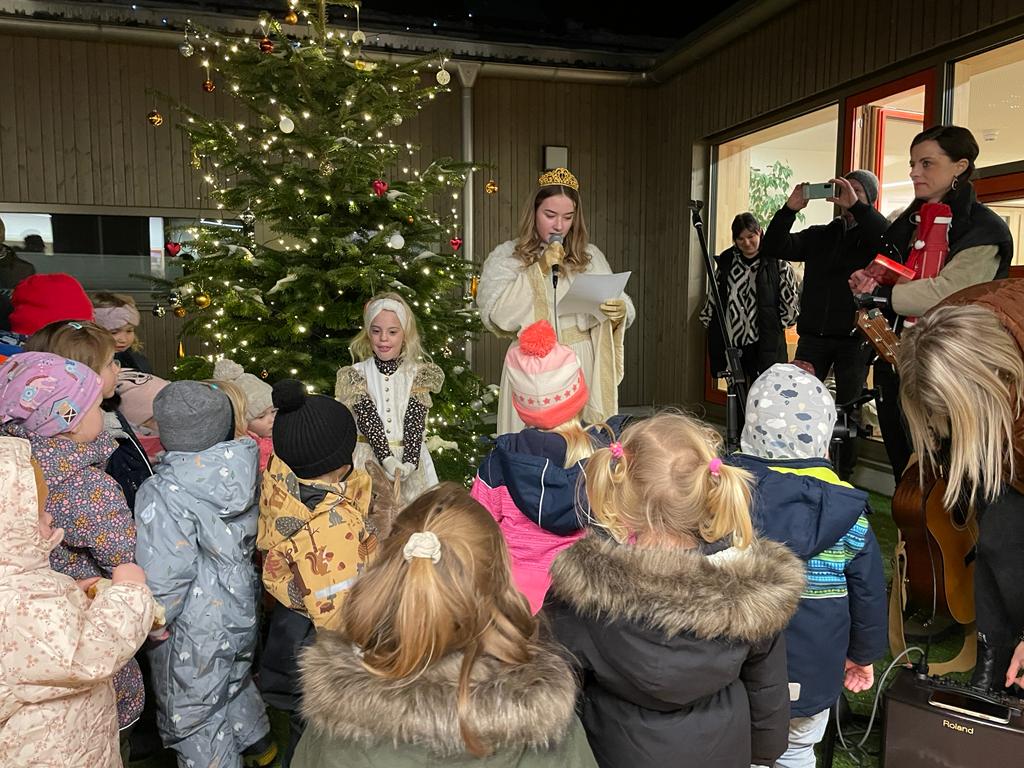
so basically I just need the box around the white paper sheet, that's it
[557,271,632,321]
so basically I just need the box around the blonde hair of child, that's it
[342,482,538,758]
[898,303,1024,508]
[203,379,248,439]
[349,291,429,368]
[23,320,116,377]
[92,292,144,351]
[585,412,754,548]
[546,415,602,468]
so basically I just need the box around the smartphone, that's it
[928,688,1012,724]
[803,182,837,200]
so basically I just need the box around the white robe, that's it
[477,241,635,435]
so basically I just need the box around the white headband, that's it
[364,298,408,329]
[94,305,141,331]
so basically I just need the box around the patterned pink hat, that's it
[505,320,588,429]
[0,351,103,437]
[116,369,170,429]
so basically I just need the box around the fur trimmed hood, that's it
[299,630,579,757]
[548,534,804,644]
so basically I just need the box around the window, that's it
[707,106,839,401]
[0,212,239,292]
[952,38,1024,171]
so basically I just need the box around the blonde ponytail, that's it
[585,412,754,547]
[342,483,538,757]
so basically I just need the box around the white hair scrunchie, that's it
[403,531,442,563]
[364,298,408,330]
[94,305,141,331]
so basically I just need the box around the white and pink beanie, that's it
[505,320,588,430]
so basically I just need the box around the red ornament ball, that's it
[371,179,389,197]
[259,36,274,54]
[449,236,463,251]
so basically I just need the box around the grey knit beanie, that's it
[153,380,233,453]
[844,170,879,206]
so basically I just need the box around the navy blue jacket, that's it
[729,454,888,717]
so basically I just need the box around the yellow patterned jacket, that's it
[257,455,380,631]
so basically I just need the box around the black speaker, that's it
[882,668,1024,766]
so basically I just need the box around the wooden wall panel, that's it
[1,0,1023,406]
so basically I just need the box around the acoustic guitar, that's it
[855,307,900,366]
[891,460,978,625]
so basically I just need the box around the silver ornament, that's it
[240,207,256,227]
[351,30,366,44]
[179,40,194,58]
[152,305,167,318]
[436,69,450,86]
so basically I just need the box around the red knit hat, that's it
[9,274,95,336]
[505,320,588,429]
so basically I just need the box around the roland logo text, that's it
[943,719,974,735]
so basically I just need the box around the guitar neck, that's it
[856,308,900,366]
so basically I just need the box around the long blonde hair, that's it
[349,291,429,367]
[899,303,1024,507]
[546,416,600,467]
[585,412,754,548]
[342,483,538,757]
[204,379,249,439]
[513,186,591,273]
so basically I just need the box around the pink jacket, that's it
[0,437,153,767]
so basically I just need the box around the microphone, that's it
[547,233,564,290]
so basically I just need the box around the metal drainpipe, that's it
[456,62,481,366]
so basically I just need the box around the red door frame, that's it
[976,172,1024,278]
[873,108,925,211]
[842,68,937,176]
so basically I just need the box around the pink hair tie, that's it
[609,441,624,460]
[708,457,723,477]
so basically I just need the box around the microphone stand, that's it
[690,200,746,454]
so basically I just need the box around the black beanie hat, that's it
[271,379,356,479]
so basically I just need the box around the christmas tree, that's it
[159,0,493,482]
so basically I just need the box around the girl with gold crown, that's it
[477,168,635,435]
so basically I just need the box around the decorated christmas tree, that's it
[157,0,492,481]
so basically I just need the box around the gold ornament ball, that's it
[260,369,269,379]
[406,215,414,224]
[147,109,164,127]
[202,79,216,93]
[320,159,335,176]
[190,151,202,169]
[436,69,451,86]
[283,9,299,24]
[173,306,187,318]
[485,179,499,195]
[195,293,212,309]
[351,30,366,45]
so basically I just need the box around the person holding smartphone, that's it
[759,170,880,480]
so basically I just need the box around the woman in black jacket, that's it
[545,412,805,768]
[700,213,800,387]
[842,125,1013,479]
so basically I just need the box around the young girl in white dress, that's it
[335,292,444,505]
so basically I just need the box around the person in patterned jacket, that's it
[700,213,800,386]
[727,363,887,768]
[0,351,146,746]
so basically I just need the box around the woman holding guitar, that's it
[898,279,1024,692]
[834,126,1014,480]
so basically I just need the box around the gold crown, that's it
[538,167,579,191]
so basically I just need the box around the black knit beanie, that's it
[271,379,356,479]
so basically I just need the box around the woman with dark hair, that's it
[700,212,800,386]
[477,169,635,435]
[836,125,1013,479]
